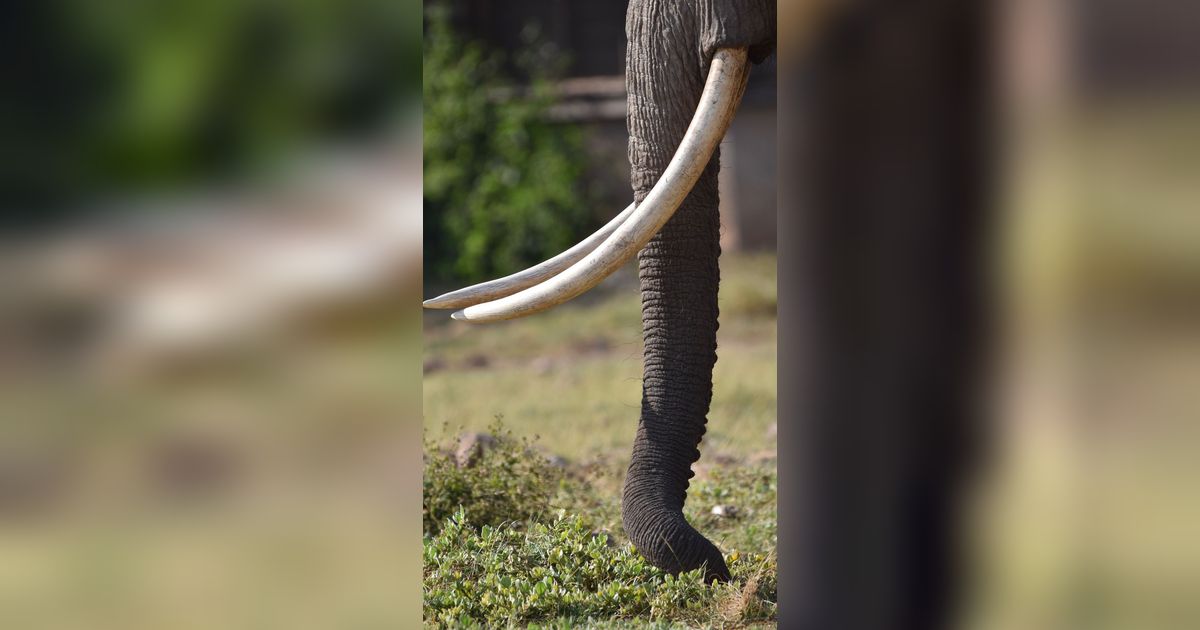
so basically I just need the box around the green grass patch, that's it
[424,509,776,628]
[423,422,778,628]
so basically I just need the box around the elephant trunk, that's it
[622,172,727,582]
[621,3,729,582]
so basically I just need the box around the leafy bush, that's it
[423,3,593,282]
[422,419,779,626]
[422,456,779,627]
[425,510,716,627]
[423,420,562,535]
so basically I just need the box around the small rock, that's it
[748,449,777,465]
[531,356,556,375]
[571,337,612,355]
[463,354,491,369]
[152,435,240,499]
[711,453,738,466]
[590,530,617,547]
[423,357,447,375]
[711,504,739,518]
[545,454,568,468]
[454,432,496,467]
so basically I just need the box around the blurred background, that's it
[2,1,423,628]
[965,0,1200,627]
[2,0,1198,626]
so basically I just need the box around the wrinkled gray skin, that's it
[622,0,775,582]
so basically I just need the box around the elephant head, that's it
[426,0,777,582]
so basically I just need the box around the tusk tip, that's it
[424,294,459,309]
[450,310,468,321]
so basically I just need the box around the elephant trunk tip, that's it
[621,499,731,583]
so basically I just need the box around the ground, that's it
[422,252,780,628]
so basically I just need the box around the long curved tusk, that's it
[422,202,637,309]
[450,47,750,323]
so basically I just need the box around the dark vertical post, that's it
[779,1,996,628]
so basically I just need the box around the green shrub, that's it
[424,509,713,627]
[422,422,779,627]
[422,460,777,624]
[423,419,562,535]
[423,3,593,282]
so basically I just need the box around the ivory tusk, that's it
[423,202,637,309]
[450,47,750,323]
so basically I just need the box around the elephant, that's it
[426,0,778,582]
[428,5,995,624]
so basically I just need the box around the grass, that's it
[423,252,778,461]
[423,420,564,535]
[423,509,776,628]
[1,311,425,630]
[422,426,778,628]
[423,252,778,628]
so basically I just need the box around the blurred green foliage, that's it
[423,4,592,283]
[3,0,421,225]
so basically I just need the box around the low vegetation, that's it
[424,509,776,628]
[423,424,778,628]
[423,420,564,536]
[423,252,779,627]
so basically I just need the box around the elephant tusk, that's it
[423,202,637,309]
[447,47,750,323]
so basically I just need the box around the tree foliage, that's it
[423,4,592,282]
[4,0,420,225]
